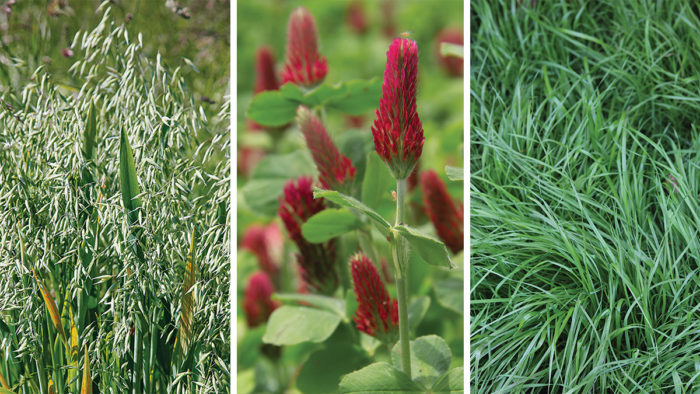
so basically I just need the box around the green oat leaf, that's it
[339,362,424,393]
[119,128,144,261]
[263,306,341,346]
[177,228,197,358]
[83,100,97,162]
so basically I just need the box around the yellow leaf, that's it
[0,370,9,389]
[81,345,91,394]
[32,269,67,343]
[70,305,79,363]
[176,228,197,357]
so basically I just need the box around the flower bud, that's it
[241,223,283,278]
[282,7,328,87]
[371,38,424,180]
[297,106,356,192]
[350,253,398,342]
[278,176,338,294]
[254,46,280,94]
[346,1,368,35]
[420,170,463,253]
[243,272,279,327]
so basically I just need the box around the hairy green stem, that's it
[392,179,411,378]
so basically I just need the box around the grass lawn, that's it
[471,1,700,392]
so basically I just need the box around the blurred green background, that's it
[0,0,229,121]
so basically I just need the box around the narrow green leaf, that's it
[301,208,363,243]
[83,100,97,161]
[391,335,452,388]
[314,188,391,234]
[394,225,454,268]
[339,362,424,393]
[263,306,341,346]
[273,293,346,320]
[177,228,197,357]
[431,367,464,392]
[119,128,144,261]
[247,90,298,127]
[445,165,464,181]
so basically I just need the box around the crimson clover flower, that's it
[281,7,328,87]
[254,46,280,94]
[371,38,424,180]
[435,28,464,77]
[346,0,368,35]
[297,106,356,192]
[351,253,399,342]
[243,272,279,327]
[241,223,283,279]
[278,176,338,295]
[421,170,463,254]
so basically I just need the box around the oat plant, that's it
[0,8,229,393]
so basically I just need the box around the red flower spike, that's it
[297,106,356,192]
[243,272,279,328]
[372,38,424,180]
[346,1,368,35]
[241,223,283,278]
[254,46,280,94]
[278,176,338,294]
[282,7,328,87]
[421,170,463,254]
[350,253,399,342]
[435,28,464,77]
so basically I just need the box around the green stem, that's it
[392,179,411,378]
[35,359,47,394]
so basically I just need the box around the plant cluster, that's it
[0,9,229,393]
[472,0,700,392]
[238,1,464,393]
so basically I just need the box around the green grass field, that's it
[471,1,700,392]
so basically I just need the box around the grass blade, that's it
[119,127,144,261]
[31,269,66,344]
[81,345,91,394]
[83,100,96,162]
[176,228,197,358]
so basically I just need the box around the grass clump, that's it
[471,1,700,392]
[0,8,229,393]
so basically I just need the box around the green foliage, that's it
[302,208,364,243]
[238,0,464,392]
[472,0,700,392]
[391,335,452,388]
[394,225,454,269]
[339,362,424,393]
[263,306,342,346]
[0,9,229,392]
